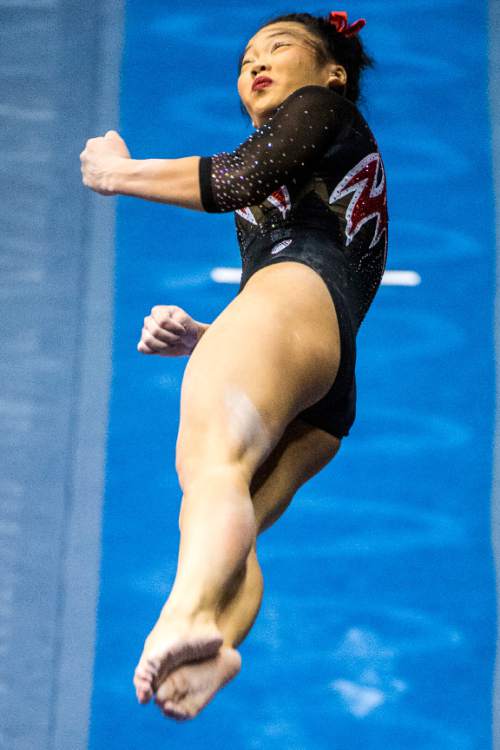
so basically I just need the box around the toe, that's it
[136,688,153,705]
[161,700,191,721]
[134,675,154,704]
[155,678,175,704]
[134,666,153,685]
[156,669,188,704]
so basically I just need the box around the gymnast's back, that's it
[198,84,389,332]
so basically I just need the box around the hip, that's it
[238,226,383,334]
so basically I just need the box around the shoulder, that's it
[277,85,356,114]
[284,86,377,144]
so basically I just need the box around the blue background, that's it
[89,2,497,748]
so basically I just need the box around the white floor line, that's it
[211,267,422,287]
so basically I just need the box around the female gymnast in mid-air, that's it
[80,9,389,721]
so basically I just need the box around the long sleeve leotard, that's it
[198,84,389,332]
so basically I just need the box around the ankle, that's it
[159,600,217,626]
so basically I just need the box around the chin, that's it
[254,90,281,109]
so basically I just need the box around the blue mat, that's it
[89,2,497,747]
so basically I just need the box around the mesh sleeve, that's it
[198,85,341,213]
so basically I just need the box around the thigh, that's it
[250,417,341,533]
[176,262,341,483]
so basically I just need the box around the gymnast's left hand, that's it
[80,130,131,195]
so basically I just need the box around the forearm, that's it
[112,155,205,211]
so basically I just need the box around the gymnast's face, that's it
[237,22,347,128]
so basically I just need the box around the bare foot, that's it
[154,646,242,720]
[133,613,223,705]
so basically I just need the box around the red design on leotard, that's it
[235,206,257,225]
[267,185,291,218]
[329,153,387,250]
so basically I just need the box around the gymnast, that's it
[80,9,389,721]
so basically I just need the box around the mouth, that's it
[252,77,273,91]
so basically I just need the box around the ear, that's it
[328,64,347,88]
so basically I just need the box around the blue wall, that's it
[89,2,497,747]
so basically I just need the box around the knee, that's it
[175,386,275,490]
[176,457,249,499]
[176,461,256,535]
[176,446,248,494]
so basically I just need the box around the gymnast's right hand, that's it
[137,305,204,357]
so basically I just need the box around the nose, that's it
[250,61,270,78]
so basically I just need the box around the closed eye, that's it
[241,40,291,67]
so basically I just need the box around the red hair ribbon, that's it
[328,10,366,37]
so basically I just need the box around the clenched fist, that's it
[80,130,131,194]
[138,305,207,357]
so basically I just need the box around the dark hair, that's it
[237,11,375,119]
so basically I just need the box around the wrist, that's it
[110,157,141,195]
[195,322,210,342]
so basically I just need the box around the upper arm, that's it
[199,86,342,213]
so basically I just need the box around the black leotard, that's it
[198,84,389,439]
